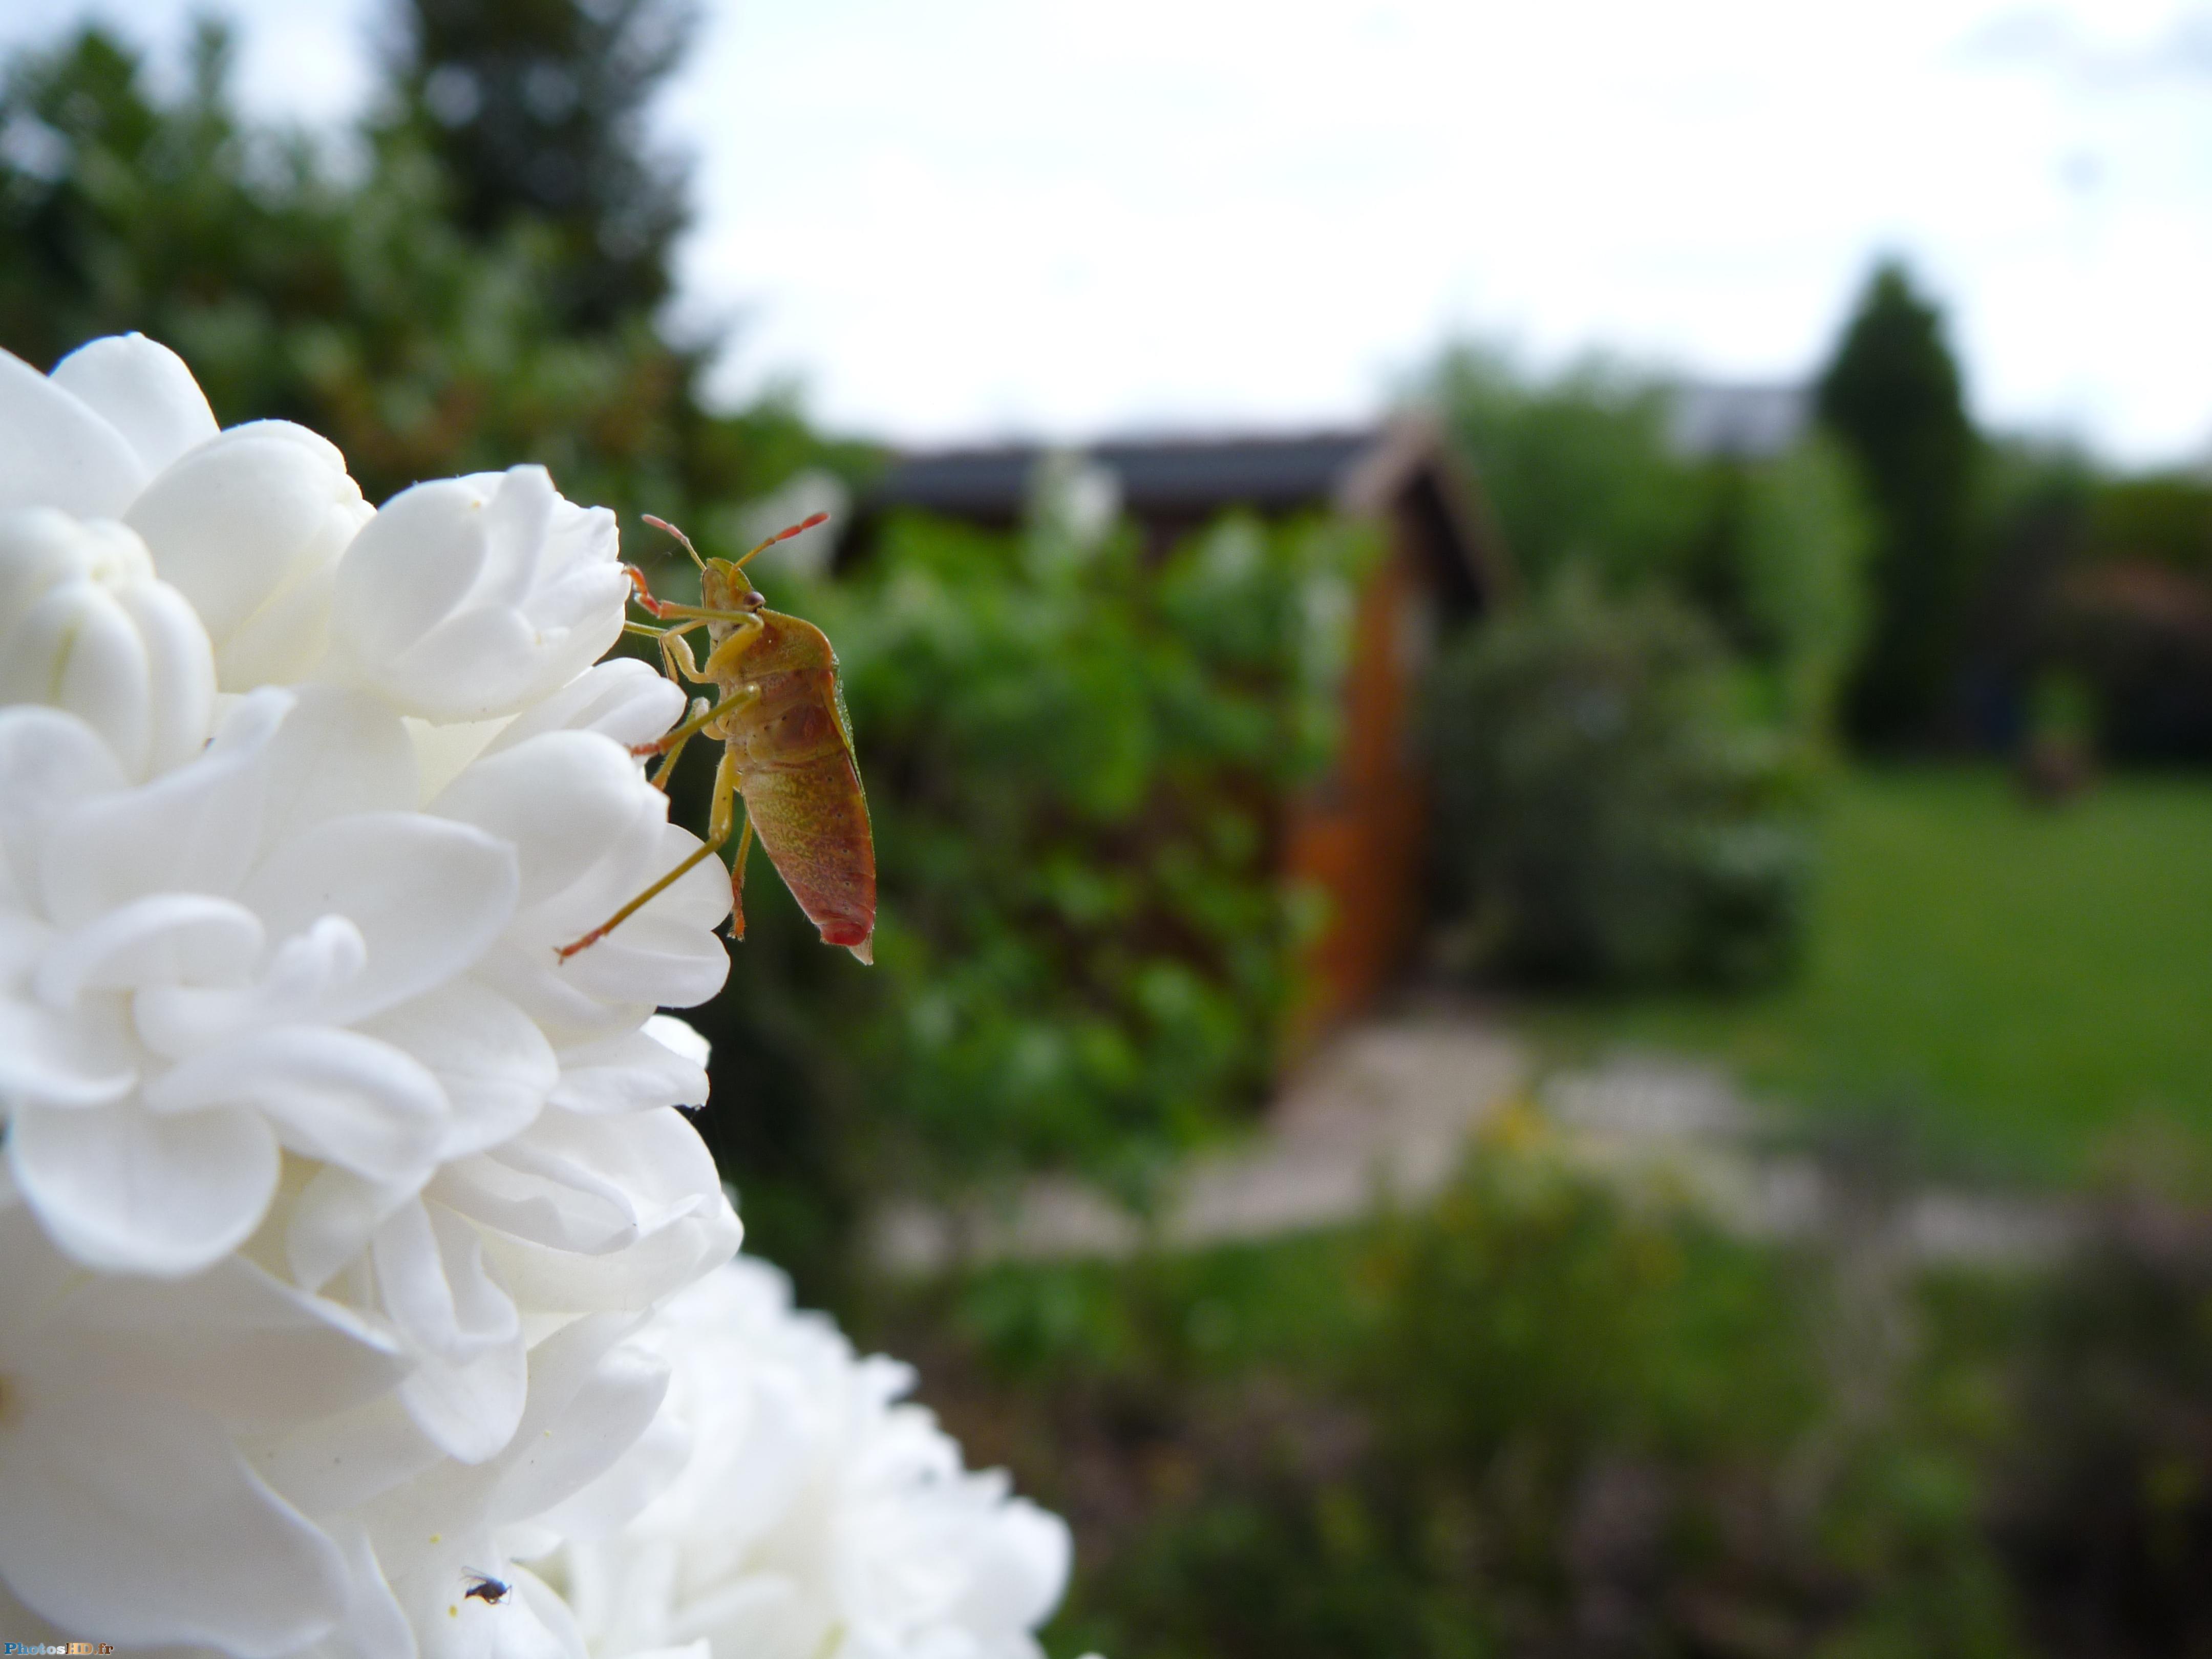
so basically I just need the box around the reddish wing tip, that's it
[818,919,874,964]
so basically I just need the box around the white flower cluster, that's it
[550,1258,1072,1659]
[0,336,1071,1658]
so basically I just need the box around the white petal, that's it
[288,1163,421,1292]
[0,990,134,1106]
[49,333,218,475]
[38,686,289,927]
[34,891,263,1005]
[147,1024,450,1181]
[401,1334,530,1468]
[430,1150,644,1257]
[408,713,517,803]
[9,1098,280,1275]
[258,685,418,856]
[0,344,147,518]
[436,730,662,908]
[526,1402,690,1546]
[246,1389,444,1517]
[0,705,127,880]
[115,576,217,773]
[64,1251,409,1434]
[644,1012,711,1069]
[485,656,688,754]
[218,532,354,689]
[363,979,557,1159]
[484,821,730,1037]
[470,1109,740,1313]
[3,579,153,775]
[133,912,367,1059]
[240,810,519,1024]
[124,419,367,672]
[0,1203,82,1347]
[491,1336,670,1528]
[547,1022,709,1115]
[0,1378,347,1653]
[374,1199,522,1365]
[949,1499,1073,1637]
[395,1555,586,1659]
[328,474,495,679]
[312,1517,420,1659]
[329,467,627,722]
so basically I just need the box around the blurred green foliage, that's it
[683,504,1372,1281]
[877,1128,2212,1659]
[387,0,696,330]
[0,15,858,520]
[2082,473,2212,576]
[1429,345,1874,748]
[1429,573,1812,988]
[1420,347,1865,993]
[1430,347,1712,597]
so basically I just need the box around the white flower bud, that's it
[126,420,374,690]
[327,463,630,723]
[0,509,216,779]
[48,332,219,478]
[0,346,148,520]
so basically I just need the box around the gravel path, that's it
[870,1007,2078,1272]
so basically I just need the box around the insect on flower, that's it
[462,1569,511,1605]
[557,512,876,964]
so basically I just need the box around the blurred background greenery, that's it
[8,4,2212,1653]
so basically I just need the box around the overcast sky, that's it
[7,0,2210,464]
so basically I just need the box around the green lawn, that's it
[1535,768,2212,1185]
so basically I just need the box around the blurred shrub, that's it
[1429,346,1874,749]
[878,1140,2212,1659]
[1990,1202,2212,1655]
[1429,573,1813,988]
[1732,437,1876,739]
[1430,345,1712,596]
[686,505,1371,1274]
[894,1131,2030,1659]
[2034,475,2212,764]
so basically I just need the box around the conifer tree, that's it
[1817,260,1980,743]
[386,0,697,330]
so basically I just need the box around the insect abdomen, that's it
[731,655,876,961]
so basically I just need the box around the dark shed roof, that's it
[874,432,1372,522]
[843,421,1503,612]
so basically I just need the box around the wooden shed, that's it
[843,420,1504,1040]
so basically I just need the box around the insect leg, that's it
[633,694,724,760]
[728,812,755,940]
[647,697,712,790]
[633,682,758,767]
[658,626,712,687]
[556,748,743,960]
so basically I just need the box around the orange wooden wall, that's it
[1280,524,1438,1046]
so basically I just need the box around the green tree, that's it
[1430,344,1713,595]
[0,17,848,522]
[1816,260,1981,744]
[383,0,697,330]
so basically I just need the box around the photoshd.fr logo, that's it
[4,1644,115,1654]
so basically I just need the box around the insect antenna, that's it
[641,513,708,572]
[732,510,831,575]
